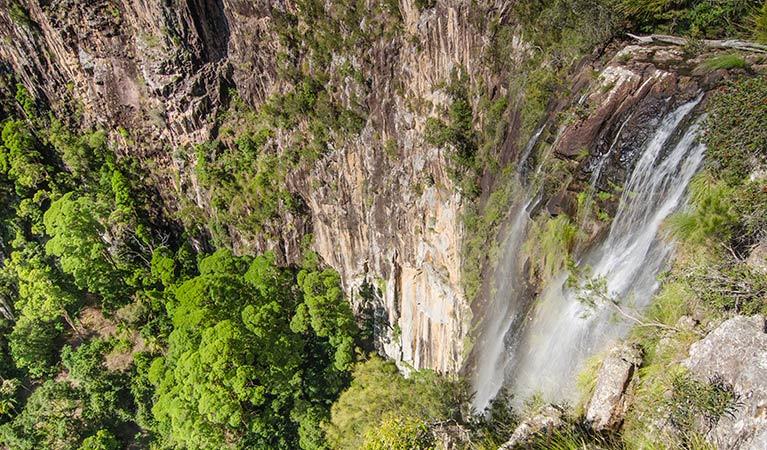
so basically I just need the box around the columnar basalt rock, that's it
[0,0,491,373]
[0,0,756,377]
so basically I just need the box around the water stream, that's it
[473,96,706,410]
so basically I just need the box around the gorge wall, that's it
[0,0,763,379]
[0,0,498,373]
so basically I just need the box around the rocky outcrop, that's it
[498,405,564,449]
[683,315,767,450]
[746,242,767,274]
[586,342,642,430]
[547,42,734,243]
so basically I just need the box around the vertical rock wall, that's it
[0,0,510,373]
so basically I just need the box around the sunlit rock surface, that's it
[684,315,767,450]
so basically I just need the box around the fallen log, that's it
[626,33,767,53]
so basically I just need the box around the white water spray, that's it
[508,97,705,403]
[472,96,706,411]
[471,198,534,410]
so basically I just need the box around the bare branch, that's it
[626,33,767,53]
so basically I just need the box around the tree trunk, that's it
[627,33,767,53]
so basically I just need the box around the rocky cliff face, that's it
[0,0,759,376]
[0,0,510,373]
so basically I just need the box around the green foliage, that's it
[78,430,120,450]
[0,380,89,449]
[414,0,436,10]
[703,76,767,185]
[189,97,306,245]
[44,192,129,309]
[683,262,767,315]
[460,168,518,302]
[0,378,19,418]
[512,0,617,53]
[667,75,767,256]
[423,72,480,195]
[667,373,740,437]
[468,387,518,447]
[360,414,435,450]
[150,247,177,288]
[667,173,737,245]
[9,243,79,326]
[8,2,33,28]
[326,357,466,450]
[46,123,112,183]
[527,214,580,282]
[618,0,763,38]
[61,340,136,426]
[0,120,49,194]
[701,54,747,71]
[150,250,358,449]
[8,315,61,378]
[526,424,624,449]
[754,2,767,43]
[295,268,357,370]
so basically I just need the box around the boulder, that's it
[430,421,471,450]
[683,315,767,450]
[498,405,563,449]
[746,242,767,274]
[586,342,643,430]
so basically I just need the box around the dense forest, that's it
[0,0,766,449]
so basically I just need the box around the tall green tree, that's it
[149,250,358,449]
[44,192,128,308]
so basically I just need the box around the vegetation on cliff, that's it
[0,0,765,449]
[0,100,364,447]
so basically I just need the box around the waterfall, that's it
[471,122,555,411]
[508,96,705,403]
[471,198,535,410]
[472,96,706,410]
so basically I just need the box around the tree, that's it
[360,414,435,450]
[78,430,120,450]
[8,315,61,378]
[294,268,357,370]
[44,192,128,308]
[0,120,48,193]
[61,340,135,425]
[326,357,463,450]
[0,380,89,449]
[9,244,80,332]
[150,250,359,449]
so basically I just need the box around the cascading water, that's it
[472,198,535,410]
[472,95,706,411]
[508,96,705,402]
[471,124,552,411]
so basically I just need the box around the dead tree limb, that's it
[626,33,767,53]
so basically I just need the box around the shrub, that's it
[360,415,435,450]
[414,0,436,10]
[667,373,740,437]
[326,357,466,450]
[704,76,767,182]
[667,172,737,246]
[526,214,580,282]
[8,1,33,28]
[618,0,763,38]
[701,54,747,71]
[683,262,767,315]
[754,2,767,43]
